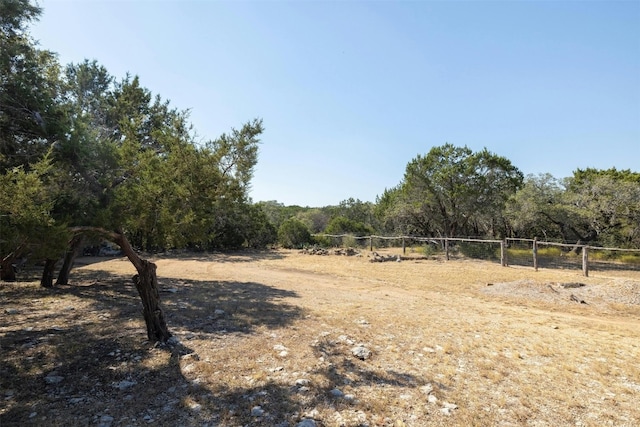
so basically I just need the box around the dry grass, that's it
[1,249,639,426]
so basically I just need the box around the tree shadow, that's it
[1,267,439,426]
[0,268,304,426]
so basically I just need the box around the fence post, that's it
[501,239,507,267]
[445,238,449,261]
[402,237,406,254]
[533,237,538,271]
[582,246,589,277]
[369,236,373,252]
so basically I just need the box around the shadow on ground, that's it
[1,263,435,426]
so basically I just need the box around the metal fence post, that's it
[533,237,538,271]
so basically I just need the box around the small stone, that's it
[114,380,137,390]
[251,406,264,416]
[296,379,310,386]
[99,415,114,427]
[440,407,452,416]
[273,344,288,351]
[5,308,19,315]
[69,397,84,404]
[420,384,434,394]
[296,420,317,427]
[188,402,202,412]
[351,345,372,360]
[214,309,225,316]
[29,412,37,418]
[330,388,344,398]
[279,350,289,357]
[428,395,438,404]
[45,375,64,385]
[442,402,458,410]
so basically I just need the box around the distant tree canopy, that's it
[506,169,640,248]
[375,144,524,238]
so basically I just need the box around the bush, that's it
[458,242,499,260]
[278,219,312,249]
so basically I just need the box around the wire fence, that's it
[311,234,640,276]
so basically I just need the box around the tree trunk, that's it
[113,230,172,343]
[69,226,172,343]
[132,261,171,342]
[41,258,57,288]
[1,258,17,281]
[55,234,84,286]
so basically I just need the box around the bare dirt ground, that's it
[1,249,639,427]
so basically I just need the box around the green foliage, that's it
[457,241,500,260]
[400,144,523,238]
[324,216,373,236]
[278,218,311,249]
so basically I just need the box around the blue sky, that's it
[32,0,639,207]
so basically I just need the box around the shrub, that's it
[278,218,312,249]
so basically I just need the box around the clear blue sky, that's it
[32,0,640,207]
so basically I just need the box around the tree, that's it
[324,216,373,236]
[399,144,523,237]
[506,169,640,248]
[0,1,69,281]
[278,218,311,249]
[504,173,567,241]
[0,0,66,171]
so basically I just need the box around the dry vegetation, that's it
[1,249,639,426]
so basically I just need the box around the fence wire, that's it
[312,234,640,276]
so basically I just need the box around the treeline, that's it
[2,1,640,287]
[263,157,640,251]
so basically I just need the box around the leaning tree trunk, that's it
[41,258,57,288]
[113,230,172,343]
[69,226,172,343]
[56,234,85,286]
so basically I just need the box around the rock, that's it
[330,388,344,398]
[4,308,19,315]
[420,384,434,394]
[428,394,438,404]
[442,402,458,409]
[214,309,225,316]
[296,420,317,427]
[68,397,84,404]
[440,407,452,416]
[114,380,137,390]
[45,374,64,385]
[98,415,114,427]
[295,378,311,386]
[273,344,288,352]
[188,402,202,412]
[251,406,264,416]
[352,345,372,360]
